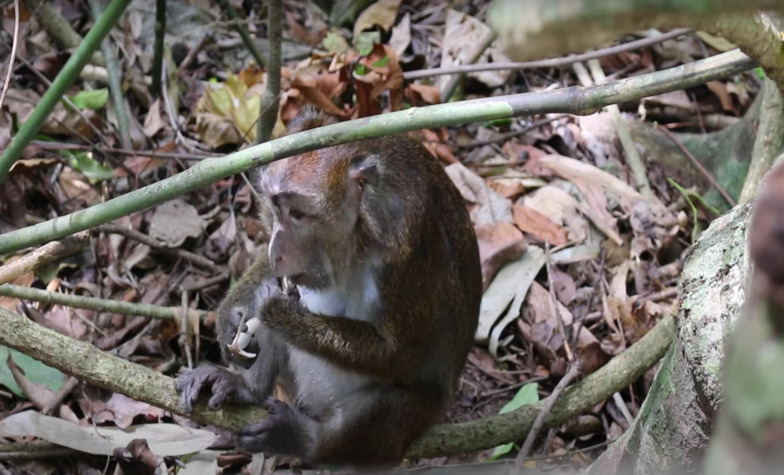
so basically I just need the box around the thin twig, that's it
[89,0,131,149]
[405,28,693,80]
[658,125,736,206]
[513,362,582,471]
[545,243,573,361]
[11,56,106,145]
[28,140,217,161]
[0,231,89,285]
[177,34,211,76]
[0,0,20,110]
[459,114,569,149]
[586,59,655,200]
[215,0,265,67]
[95,223,221,272]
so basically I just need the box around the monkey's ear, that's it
[349,155,380,188]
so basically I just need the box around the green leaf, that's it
[65,151,114,183]
[489,383,539,459]
[69,89,108,110]
[355,64,368,76]
[755,67,766,80]
[0,346,66,397]
[323,30,350,54]
[353,32,380,55]
[372,55,390,68]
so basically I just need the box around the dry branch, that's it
[0,305,675,459]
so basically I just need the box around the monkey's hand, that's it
[260,295,304,328]
[235,398,312,457]
[175,366,255,413]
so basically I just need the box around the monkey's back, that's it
[353,133,482,394]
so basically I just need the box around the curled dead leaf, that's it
[511,204,568,246]
[475,221,528,290]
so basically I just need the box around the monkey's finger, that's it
[208,379,234,410]
[235,421,270,453]
[262,397,287,414]
[176,370,215,413]
[174,374,196,412]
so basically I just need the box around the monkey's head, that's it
[258,147,379,290]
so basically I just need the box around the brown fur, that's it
[176,110,481,468]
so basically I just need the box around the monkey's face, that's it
[259,151,364,290]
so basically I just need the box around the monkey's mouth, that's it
[287,273,308,286]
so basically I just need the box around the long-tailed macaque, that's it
[176,111,482,467]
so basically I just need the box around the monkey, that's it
[176,110,482,468]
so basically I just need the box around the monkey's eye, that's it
[288,208,308,221]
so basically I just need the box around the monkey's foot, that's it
[235,398,313,458]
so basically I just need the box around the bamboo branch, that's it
[0,49,756,255]
[0,284,210,322]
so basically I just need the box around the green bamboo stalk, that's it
[0,284,209,321]
[0,49,756,254]
[89,0,131,150]
[257,0,281,143]
[0,0,132,182]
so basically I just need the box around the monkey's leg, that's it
[235,384,445,466]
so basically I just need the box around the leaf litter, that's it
[0,0,761,472]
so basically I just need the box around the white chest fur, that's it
[297,263,380,321]
[289,263,380,413]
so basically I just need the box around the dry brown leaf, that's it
[57,167,100,207]
[445,162,513,226]
[538,154,644,204]
[511,203,568,245]
[475,222,528,290]
[405,83,441,106]
[7,355,58,410]
[290,73,349,117]
[706,80,735,113]
[488,180,525,200]
[43,305,88,339]
[388,11,412,56]
[0,266,34,311]
[521,185,588,244]
[523,282,598,365]
[420,129,457,164]
[354,0,403,36]
[115,439,162,474]
[550,267,577,305]
[439,9,511,91]
[142,99,166,138]
[238,62,265,87]
[148,199,204,247]
[579,341,612,376]
[629,199,680,260]
[355,43,404,114]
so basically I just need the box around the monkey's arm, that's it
[262,296,420,381]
